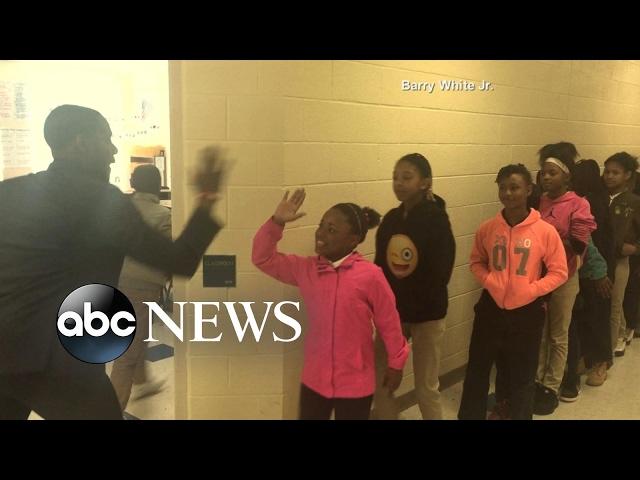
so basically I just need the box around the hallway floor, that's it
[28,329,640,420]
[404,337,640,420]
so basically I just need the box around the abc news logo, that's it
[57,284,301,364]
[57,284,137,363]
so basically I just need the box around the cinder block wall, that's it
[168,60,640,419]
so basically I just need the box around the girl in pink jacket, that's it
[534,142,596,416]
[252,189,409,420]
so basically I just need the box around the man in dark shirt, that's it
[0,105,226,419]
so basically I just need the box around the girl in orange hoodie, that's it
[458,164,567,420]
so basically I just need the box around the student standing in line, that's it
[458,164,567,420]
[622,176,640,345]
[603,152,640,357]
[534,142,596,416]
[559,159,614,401]
[372,153,455,420]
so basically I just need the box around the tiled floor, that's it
[29,329,640,420]
[119,321,175,420]
[28,321,176,421]
[131,330,640,420]
[403,338,640,420]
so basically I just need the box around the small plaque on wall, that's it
[203,255,236,287]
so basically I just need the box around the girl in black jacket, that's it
[373,153,456,420]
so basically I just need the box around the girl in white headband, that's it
[533,145,597,415]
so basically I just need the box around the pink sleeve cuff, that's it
[386,340,410,370]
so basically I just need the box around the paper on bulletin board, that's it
[1,129,32,167]
[0,81,28,121]
[0,81,32,172]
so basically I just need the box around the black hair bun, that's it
[361,207,381,229]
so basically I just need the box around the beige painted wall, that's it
[168,60,640,419]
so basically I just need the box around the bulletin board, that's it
[0,80,33,177]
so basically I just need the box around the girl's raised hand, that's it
[273,189,307,225]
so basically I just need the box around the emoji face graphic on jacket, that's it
[386,234,418,279]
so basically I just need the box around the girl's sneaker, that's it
[559,382,580,402]
[586,362,608,387]
[625,328,634,346]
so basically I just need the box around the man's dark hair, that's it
[131,164,162,195]
[43,104,105,150]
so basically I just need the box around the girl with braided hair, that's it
[252,189,409,420]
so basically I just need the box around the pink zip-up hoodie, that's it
[252,218,409,398]
[539,191,597,277]
[470,209,569,310]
